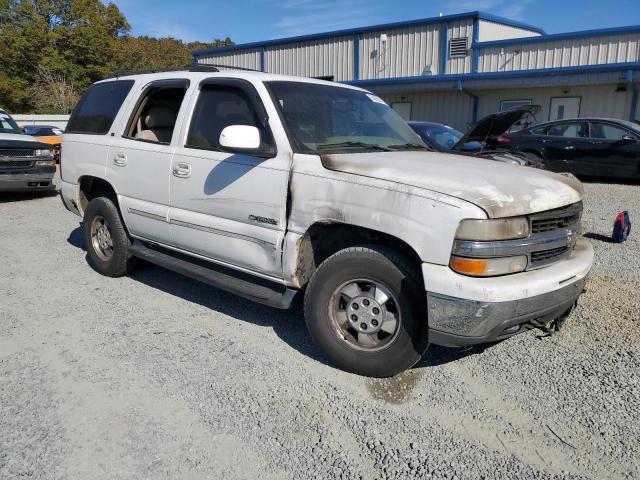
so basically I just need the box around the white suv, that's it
[60,66,593,377]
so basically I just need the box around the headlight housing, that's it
[34,148,53,157]
[455,217,529,241]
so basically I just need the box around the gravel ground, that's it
[1,174,638,480]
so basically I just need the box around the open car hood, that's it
[453,105,541,151]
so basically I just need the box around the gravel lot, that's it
[1,174,638,480]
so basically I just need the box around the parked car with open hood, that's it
[0,109,56,192]
[60,67,593,377]
[409,105,542,166]
[497,117,640,180]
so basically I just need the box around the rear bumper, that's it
[423,238,593,347]
[0,168,56,191]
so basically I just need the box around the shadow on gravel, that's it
[583,232,613,243]
[0,190,58,203]
[129,263,326,364]
[66,227,325,363]
[414,343,493,369]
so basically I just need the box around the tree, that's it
[30,65,80,113]
[0,0,232,113]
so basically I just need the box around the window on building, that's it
[66,80,134,134]
[499,99,532,112]
[186,85,266,151]
[125,84,188,144]
[449,38,469,58]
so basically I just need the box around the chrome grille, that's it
[530,202,582,234]
[0,149,35,158]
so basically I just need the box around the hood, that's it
[453,105,541,150]
[0,132,50,149]
[321,151,583,218]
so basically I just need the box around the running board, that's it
[129,240,297,309]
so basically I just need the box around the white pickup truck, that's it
[60,66,593,377]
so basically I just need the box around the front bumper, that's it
[0,167,56,192]
[423,238,593,347]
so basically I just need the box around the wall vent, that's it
[449,38,469,57]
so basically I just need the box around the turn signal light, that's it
[497,136,511,144]
[450,255,528,277]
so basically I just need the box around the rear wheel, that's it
[83,196,137,277]
[304,246,428,377]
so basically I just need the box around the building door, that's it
[549,97,581,121]
[391,102,412,121]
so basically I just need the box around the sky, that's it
[113,0,640,44]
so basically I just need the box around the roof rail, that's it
[107,63,261,79]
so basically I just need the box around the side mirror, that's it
[219,125,261,151]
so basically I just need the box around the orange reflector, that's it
[450,257,488,276]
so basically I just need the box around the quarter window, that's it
[125,84,188,144]
[66,80,134,135]
[186,86,265,150]
[546,122,588,139]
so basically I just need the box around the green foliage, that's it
[0,0,233,113]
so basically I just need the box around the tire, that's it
[83,196,137,277]
[304,245,428,377]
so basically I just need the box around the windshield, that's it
[267,81,426,153]
[0,112,22,135]
[413,124,481,151]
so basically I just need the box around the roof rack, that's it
[107,63,261,79]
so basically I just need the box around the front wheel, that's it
[304,246,428,377]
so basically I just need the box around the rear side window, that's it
[546,122,588,138]
[66,80,134,134]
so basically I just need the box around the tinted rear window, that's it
[66,80,134,134]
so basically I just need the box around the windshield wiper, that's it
[387,143,431,151]
[315,141,391,152]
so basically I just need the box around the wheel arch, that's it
[77,176,119,217]
[288,221,424,289]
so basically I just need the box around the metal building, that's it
[193,11,640,130]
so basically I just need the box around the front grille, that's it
[0,149,35,158]
[531,246,569,266]
[0,160,33,170]
[530,202,582,234]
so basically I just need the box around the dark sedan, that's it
[499,118,640,180]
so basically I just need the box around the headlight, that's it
[450,255,528,277]
[34,149,53,157]
[455,217,529,241]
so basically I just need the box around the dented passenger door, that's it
[168,78,290,279]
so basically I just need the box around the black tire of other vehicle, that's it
[83,196,137,277]
[304,245,428,377]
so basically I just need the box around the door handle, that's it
[563,146,575,150]
[538,138,552,143]
[172,162,192,178]
[113,153,128,167]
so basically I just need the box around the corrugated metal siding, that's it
[477,20,540,42]
[476,85,635,122]
[264,36,353,81]
[478,32,640,72]
[447,19,474,74]
[378,91,474,130]
[359,24,441,79]
[198,49,261,70]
